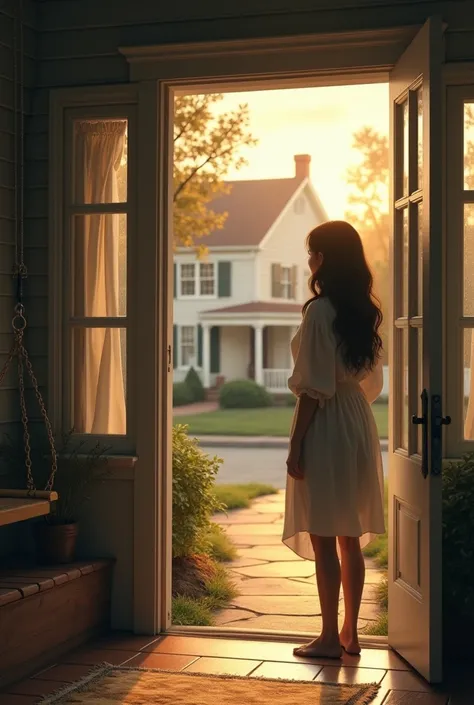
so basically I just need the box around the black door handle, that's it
[412,389,428,478]
[431,395,450,475]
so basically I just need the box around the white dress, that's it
[282,297,386,561]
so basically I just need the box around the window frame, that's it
[178,325,198,370]
[177,261,216,299]
[280,265,293,300]
[446,84,474,456]
[50,96,138,454]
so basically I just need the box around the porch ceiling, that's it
[199,301,302,326]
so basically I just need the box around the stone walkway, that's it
[213,490,384,633]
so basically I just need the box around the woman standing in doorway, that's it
[283,220,385,659]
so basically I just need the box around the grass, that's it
[203,523,238,562]
[172,563,239,627]
[175,402,388,439]
[214,482,278,512]
[362,479,388,569]
[364,608,388,636]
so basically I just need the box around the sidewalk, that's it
[212,491,384,632]
[198,435,388,451]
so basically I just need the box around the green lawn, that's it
[175,402,388,439]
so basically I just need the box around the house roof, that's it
[203,301,303,315]
[200,177,302,248]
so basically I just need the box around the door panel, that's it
[388,17,445,683]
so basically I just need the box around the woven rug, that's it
[40,664,380,705]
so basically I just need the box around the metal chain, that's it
[1,1,58,495]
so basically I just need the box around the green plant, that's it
[172,596,215,626]
[219,379,272,409]
[364,609,388,636]
[442,452,474,647]
[214,483,278,512]
[0,431,109,525]
[173,381,194,407]
[172,424,224,558]
[185,367,205,403]
[204,523,237,562]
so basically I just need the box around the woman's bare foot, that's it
[339,628,361,655]
[293,635,342,660]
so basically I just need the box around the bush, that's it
[442,452,474,655]
[172,424,224,558]
[185,367,205,403]
[173,382,194,407]
[219,379,272,409]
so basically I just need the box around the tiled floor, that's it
[0,633,470,704]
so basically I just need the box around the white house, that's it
[173,154,328,393]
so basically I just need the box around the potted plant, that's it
[0,430,109,564]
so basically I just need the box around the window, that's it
[179,262,215,298]
[64,113,132,437]
[271,263,297,299]
[180,326,196,367]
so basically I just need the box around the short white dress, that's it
[282,297,386,561]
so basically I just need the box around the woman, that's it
[283,220,385,660]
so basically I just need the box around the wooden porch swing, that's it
[0,1,58,527]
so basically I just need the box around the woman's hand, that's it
[287,446,304,480]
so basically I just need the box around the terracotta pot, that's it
[35,522,79,564]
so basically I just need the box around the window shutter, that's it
[271,263,282,298]
[173,263,177,298]
[210,326,220,373]
[218,261,232,297]
[290,265,298,300]
[197,324,203,367]
[173,325,178,367]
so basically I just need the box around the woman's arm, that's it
[287,394,318,479]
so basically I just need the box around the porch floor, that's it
[1,632,471,704]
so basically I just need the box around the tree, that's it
[344,127,390,360]
[173,94,257,249]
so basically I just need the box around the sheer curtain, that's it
[73,120,126,435]
[465,335,474,440]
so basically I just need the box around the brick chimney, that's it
[294,154,311,180]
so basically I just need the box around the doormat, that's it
[40,663,380,705]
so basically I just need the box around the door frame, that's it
[117,28,474,638]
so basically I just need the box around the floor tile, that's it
[315,665,387,685]
[184,656,261,676]
[233,561,315,578]
[153,636,308,662]
[91,633,161,652]
[383,692,448,704]
[0,696,38,704]
[126,652,199,670]
[35,663,93,683]
[342,648,411,671]
[251,660,323,680]
[62,647,139,666]
[7,678,61,697]
[381,669,432,692]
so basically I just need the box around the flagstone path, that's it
[213,490,384,633]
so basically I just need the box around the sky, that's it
[211,83,389,219]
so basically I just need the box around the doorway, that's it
[170,82,390,639]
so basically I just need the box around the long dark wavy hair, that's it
[303,220,383,373]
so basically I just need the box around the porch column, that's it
[202,323,211,389]
[254,324,264,386]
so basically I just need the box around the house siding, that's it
[257,184,322,303]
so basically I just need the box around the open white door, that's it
[388,17,447,683]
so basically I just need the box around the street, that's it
[207,446,388,489]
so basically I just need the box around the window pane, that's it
[417,202,423,315]
[72,327,126,435]
[417,88,423,190]
[181,326,196,366]
[417,328,423,454]
[464,328,474,440]
[73,214,127,317]
[464,103,474,190]
[401,328,409,450]
[180,264,195,296]
[199,262,215,296]
[402,208,409,316]
[403,100,409,196]
[464,204,474,316]
[74,119,127,203]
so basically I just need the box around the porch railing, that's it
[263,368,292,392]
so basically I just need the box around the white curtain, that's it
[73,120,126,435]
[465,334,474,440]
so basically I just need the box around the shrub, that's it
[219,379,272,409]
[173,382,194,407]
[172,424,224,558]
[185,367,205,403]
[442,452,474,655]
